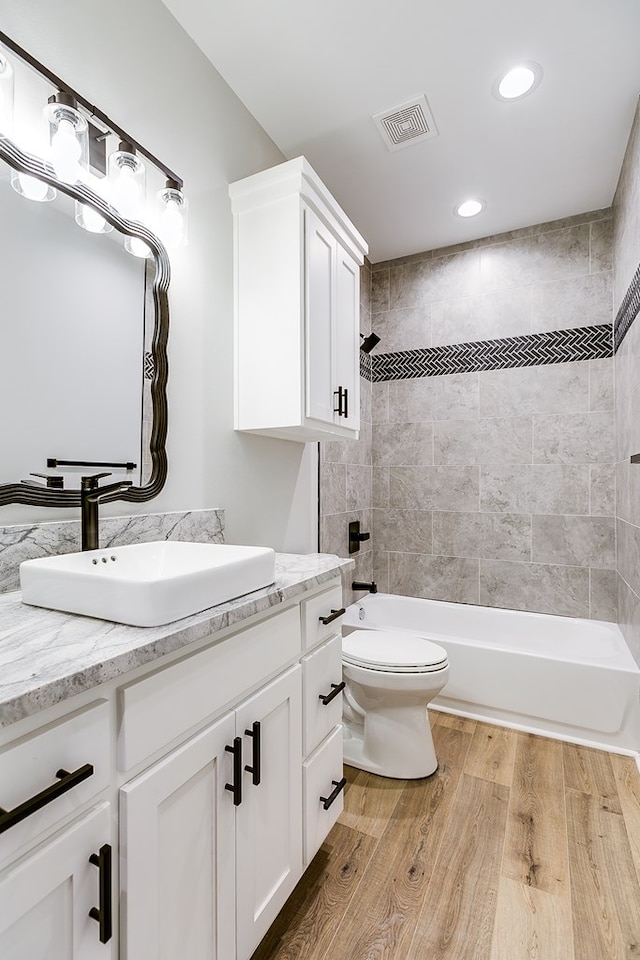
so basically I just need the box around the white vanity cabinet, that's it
[0,571,347,960]
[230,156,368,442]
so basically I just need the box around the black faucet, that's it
[81,473,133,551]
[351,580,378,594]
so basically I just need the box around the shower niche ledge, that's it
[230,156,368,442]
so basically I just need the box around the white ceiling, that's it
[162,0,640,263]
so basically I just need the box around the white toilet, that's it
[342,629,450,779]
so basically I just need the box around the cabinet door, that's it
[334,245,361,432]
[0,802,113,960]
[235,666,302,960]
[120,713,236,960]
[304,206,335,426]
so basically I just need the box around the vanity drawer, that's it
[119,605,300,771]
[301,583,344,651]
[0,700,111,867]
[302,634,343,756]
[303,725,345,866]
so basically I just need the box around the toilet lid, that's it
[343,630,448,673]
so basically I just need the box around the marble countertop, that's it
[0,553,353,728]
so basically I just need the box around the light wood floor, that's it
[252,712,640,960]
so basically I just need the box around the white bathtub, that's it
[343,594,640,753]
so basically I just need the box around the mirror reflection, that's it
[0,156,149,490]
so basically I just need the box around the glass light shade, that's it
[0,53,14,136]
[125,236,151,258]
[10,169,56,202]
[157,185,188,249]
[108,147,146,220]
[75,199,113,234]
[44,100,88,183]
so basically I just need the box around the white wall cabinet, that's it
[230,156,368,442]
[1,577,345,960]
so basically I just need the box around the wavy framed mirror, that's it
[0,134,170,509]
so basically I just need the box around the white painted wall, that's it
[0,0,318,552]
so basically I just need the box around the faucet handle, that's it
[81,472,112,491]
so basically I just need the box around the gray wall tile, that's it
[530,273,612,333]
[533,412,615,464]
[618,574,640,667]
[589,358,614,411]
[434,417,532,465]
[373,550,390,594]
[346,464,372,512]
[590,218,613,273]
[388,373,479,423]
[373,508,432,554]
[371,268,389,313]
[389,552,480,604]
[320,463,346,516]
[390,465,480,512]
[372,465,390,508]
[373,421,434,465]
[590,568,618,622]
[479,224,591,291]
[371,306,431,353]
[433,511,531,561]
[430,287,532,345]
[372,381,389,423]
[390,249,481,309]
[480,464,590,515]
[532,515,615,568]
[479,363,589,417]
[480,560,590,617]
[590,463,615,516]
[617,518,640,600]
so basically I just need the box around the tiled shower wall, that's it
[368,209,616,619]
[614,100,640,665]
[320,261,373,608]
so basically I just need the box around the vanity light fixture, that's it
[0,52,14,135]
[495,62,542,101]
[157,179,188,250]
[45,92,88,184]
[0,29,188,254]
[455,198,484,218]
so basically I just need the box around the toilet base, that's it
[343,712,439,780]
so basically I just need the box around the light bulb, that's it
[17,173,50,202]
[495,63,542,101]
[77,203,108,233]
[161,198,184,247]
[114,165,142,218]
[51,116,82,182]
[125,236,151,258]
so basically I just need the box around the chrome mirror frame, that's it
[0,134,170,508]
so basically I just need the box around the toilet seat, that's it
[343,629,448,673]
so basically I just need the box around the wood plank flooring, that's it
[251,713,640,960]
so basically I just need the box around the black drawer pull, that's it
[244,721,261,786]
[0,763,94,835]
[319,682,345,706]
[89,843,113,943]
[318,608,345,626]
[225,737,243,806]
[320,777,347,811]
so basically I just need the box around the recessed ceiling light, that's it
[456,199,484,218]
[495,62,542,101]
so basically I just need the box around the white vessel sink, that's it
[20,541,276,627]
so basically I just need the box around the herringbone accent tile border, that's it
[366,323,612,382]
[614,261,640,352]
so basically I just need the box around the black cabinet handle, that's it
[333,386,349,418]
[89,843,112,944]
[320,777,347,810]
[318,608,345,626]
[318,682,345,706]
[0,763,94,835]
[225,737,243,806]
[244,721,261,786]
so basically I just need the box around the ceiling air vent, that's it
[373,95,439,151]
